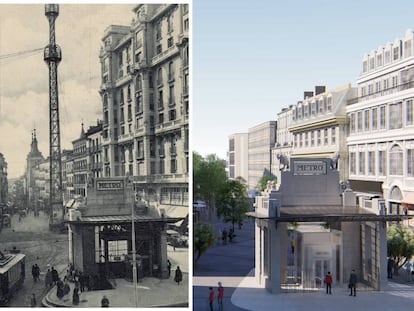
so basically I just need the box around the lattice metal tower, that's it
[44,4,63,226]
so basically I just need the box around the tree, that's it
[387,224,414,271]
[256,175,277,192]
[193,152,227,220]
[217,177,250,231]
[193,223,215,265]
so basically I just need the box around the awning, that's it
[164,206,188,226]
[402,193,414,209]
[65,199,75,208]
[247,205,411,222]
[66,214,181,225]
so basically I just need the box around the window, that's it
[155,22,161,41]
[158,113,164,124]
[331,127,336,145]
[379,106,386,129]
[168,62,174,81]
[137,140,144,159]
[157,68,163,85]
[159,159,165,174]
[184,18,189,31]
[370,57,375,70]
[149,93,154,111]
[318,99,324,114]
[135,94,142,114]
[158,90,163,109]
[120,89,124,104]
[127,84,131,101]
[383,78,389,91]
[372,107,378,130]
[385,50,391,64]
[127,104,132,121]
[311,102,316,116]
[390,145,403,175]
[156,44,162,55]
[357,111,363,132]
[169,109,176,121]
[359,151,365,175]
[311,131,315,146]
[393,46,400,61]
[135,52,141,63]
[317,130,321,145]
[324,128,328,145]
[363,61,368,73]
[299,133,303,147]
[364,110,370,131]
[408,148,414,176]
[136,75,142,90]
[118,51,123,66]
[304,132,308,147]
[378,150,386,175]
[167,37,174,48]
[171,158,177,173]
[350,113,355,133]
[405,40,412,57]
[406,99,413,125]
[389,102,402,129]
[376,54,382,66]
[120,107,124,123]
[368,151,375,175]
[167,15,173,33]
[350,152,356,174]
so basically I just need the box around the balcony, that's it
[154,118,182,134]
[118,132,133,144]
[130,173,188,184]
[151,44,179,66]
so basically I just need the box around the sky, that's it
[193,0,414,160]
[0,3,136,178]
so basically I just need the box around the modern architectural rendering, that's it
[228,133,248,181]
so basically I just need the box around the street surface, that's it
[0,211,68,307]
[193,218,414,311]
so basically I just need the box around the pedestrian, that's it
[45,269,53,289]
[79,271,85,292]
[290,237,295,254]
[30,293,36,307]
[348,269,357,297]
[228,228,234,242]
[63,280,70,297]
[34,264,40,282]
[217,281,224,311]
[56,278,65,299]
[167,259,172,277]
[387,258,394,278]
[406,261,413,282]
[222,229,227,245]
[324,271,332,294]
[32,264,36,282]
[72,286,80,305]
[174,266,183,285]
[208,287,214,311]
[51,266,59,285]
[101,295,110,307]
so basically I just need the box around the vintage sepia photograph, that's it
[0,3,189,308]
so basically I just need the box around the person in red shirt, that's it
[217,281,224,311]
[325,271,333,294]
[208,287,214,311]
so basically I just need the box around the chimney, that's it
[304,91,313,99]
[315,85,326,96]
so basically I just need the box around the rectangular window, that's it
[331,127,336,145]
[385,50,391,64]
[167,37,174,48]
[372,107,378,130]
[350,152,356,174]
[350,113,355,133]
[379,106,386,129]
[405,40,412,57]
[370,57,375,70]
[324,128,328,145]
[364,110,370,131]
[378,150,386,175]
[156,44,162,55]
[327,97,332,112]
[393,46,400,61]
[304,132,308,147]
[357,111,363,132]
[311,102,316,116]
[383,79,388,91]
[408,149,414,176]
[318,99,324,114]
[363,61,368,73]
[377,54,382,66]
[368,151,375,175]
[311,131,315,146]
[317,130,321,145]
[299,133,303,147]
[389,102,402,129]
[406,99,413,125]
[359,151,365,175]
[137,140,144,159]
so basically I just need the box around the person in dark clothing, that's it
[34,264,40,282]
[387,258,395,278]
[208,287,214,311]
[174,266,183,285]
[72,287,80,305]
[324,271,333,294]
[167,259,172,277]
[79,272,85,292]
[32,265,37,282]
[222,229,227,244]
[348,269,357,296]
[51,267,59,285]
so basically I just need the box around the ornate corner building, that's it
[99,4,189,218]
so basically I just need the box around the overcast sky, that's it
[193,0,414,160]
[0,4,135,178]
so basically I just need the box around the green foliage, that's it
[256,175,276,192]
[387,224,414,270]
[193,223,215,263]
[193,152,227,219]
[217,177,250,231]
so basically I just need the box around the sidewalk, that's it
[43,246,189,308]
[193,219,414,311]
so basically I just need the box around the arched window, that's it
[389,144,403,175]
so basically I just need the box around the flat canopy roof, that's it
[0,253,25,274]
[67,214,184,225]
[247,205,410,222]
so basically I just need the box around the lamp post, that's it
[131,188,138,307]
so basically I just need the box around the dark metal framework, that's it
[44,4,63,224]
